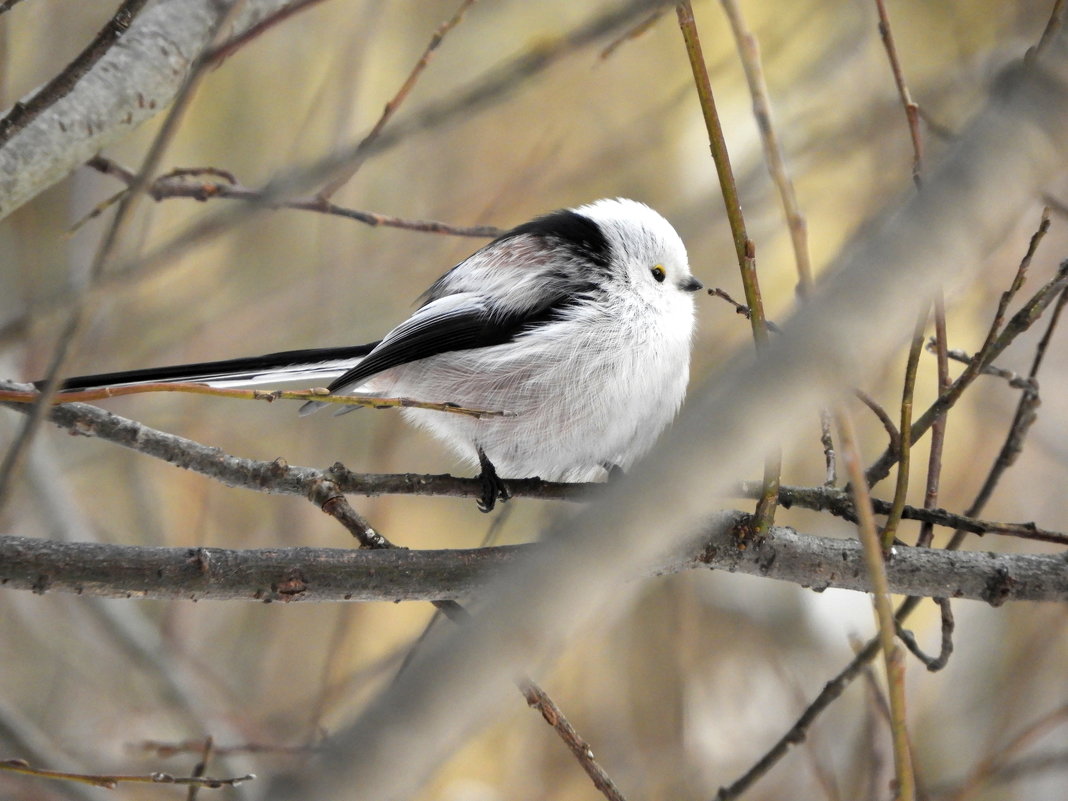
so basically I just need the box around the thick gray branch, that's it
[0,0,291,221]
[2,515,1065,603]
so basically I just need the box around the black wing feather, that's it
[326,296,575,393]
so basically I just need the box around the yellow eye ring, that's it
[651,265,666,283]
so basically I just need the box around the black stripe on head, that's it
[496,209,612,271]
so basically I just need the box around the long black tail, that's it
[42,343,379,392]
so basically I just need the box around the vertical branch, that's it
[719,0,838,486]
[718,0,811,288]
[873,0,924,186]
[674,2,766,342]
[676,0,780,534]
[916,293,949,548]
[881,312,925,551]
[837,410,916,801]
[872,0,927,554]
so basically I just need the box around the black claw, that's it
[476,447,510,513]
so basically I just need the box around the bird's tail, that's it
[40,344,378,397]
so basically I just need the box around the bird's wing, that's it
[324,291,568,395]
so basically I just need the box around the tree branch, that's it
[1,513,1066,603]
[0,0,293,220]
[0,0,150,147]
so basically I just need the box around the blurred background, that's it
[2,1,1068,799]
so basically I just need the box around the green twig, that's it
[882,310,926,551]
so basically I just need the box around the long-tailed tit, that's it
[48,198,703,511]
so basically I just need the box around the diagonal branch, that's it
[0,0,294,221]
[0,0,150,147]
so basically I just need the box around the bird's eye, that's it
[651,265,666,283]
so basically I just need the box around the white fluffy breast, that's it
[376,287,696,481]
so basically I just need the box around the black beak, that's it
[679,276,703,293]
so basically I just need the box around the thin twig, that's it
[599,8,666,59]
[894,597,954,671]
[521,682,629,801]
[318,0,478,200]
[203,0,331,65]
[739,481,1068,546]
[185,736,214,801]
[865,250,1064,488]
[873,0,928,552]
[940,347,1037,390]
[882,311,926,551]
[76,155,504,237]
[0,382,512,419]
[707,288,783,332]
[0,759,253,790]
[854,390,900,456]
[819,408,837,486]
[873,0,924,185]
[716,623,894,799]
[946,703,1068,801]
[719,0,834,493]
[140,740,320,758]
[855,659,888,801]
[913,295,954,676]
[1028,0,1067,62]
[946,281,1068,551]
[973,209,1050,369]
[676,0,780,535]
[916,307,951,549]
[836,409,915,801]
[719,0,812,287]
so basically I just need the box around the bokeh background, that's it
[2,1,1068,799]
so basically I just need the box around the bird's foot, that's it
[476,447,510,513]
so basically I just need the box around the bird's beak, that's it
[679,276,703,293]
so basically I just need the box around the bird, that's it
[47,198,703,511]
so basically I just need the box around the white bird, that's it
[51,199,702,511]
